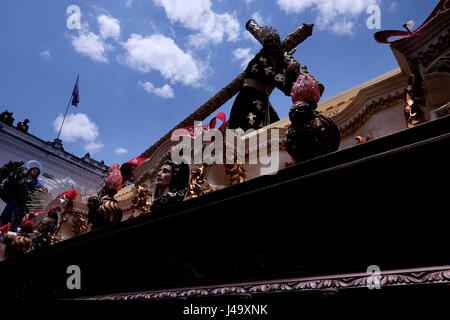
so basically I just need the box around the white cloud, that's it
[139,81,175,98]
[389,1,397,12]
[125,0,133,8]
[232,47,254,68]
[154,0,240,47]
[330,18,354,35]
[251,12,266,26]
[277,0,379,35]
[123,34,204,86]
[98,15,121,40]
[53,113,99,142]
[245,0,255,4]
[154,84,174,98]
[70,16,120,63]
[40,50,51,60]
[115,147,128,154]
[85,141,104,154]
[277,0,315,13]
[53,113,103,153]
[71,25,112,62]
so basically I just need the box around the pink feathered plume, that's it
[291,74,321,104]
[105,163,123,192]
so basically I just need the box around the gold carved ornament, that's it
[404,73,426,128]
[131,186,152,215]
[355,135,373,144]
[185,163,216,200]
[225,161,248,186]
[223,137,248,186]
[71,211,89,236]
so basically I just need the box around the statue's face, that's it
[28,168,40,179]
[156,164,173,191]
[39,217,56,232]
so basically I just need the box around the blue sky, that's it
[0,0,437,166]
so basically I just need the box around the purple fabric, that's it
[71,76,79,107]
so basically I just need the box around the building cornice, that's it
[0,122,107,175]
[391,7,450,73]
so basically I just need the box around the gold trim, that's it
[225,156,248,185]
[130,186,152,216]
[185,163,217,200]
[72,211,89,236]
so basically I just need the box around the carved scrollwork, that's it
[225,160,248,185]
[338,91,404,138]
[71,211,89,236]
[131,186,152,215]
[185,163,216,200]
[355,135,372,144]
[87,195,123,230]
[91,267,450,301]
[404,73,426,128]
[421,270,450,282]
[379,274,420,285]
[409,28,450,71]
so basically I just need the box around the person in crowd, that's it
[0,161,43,231]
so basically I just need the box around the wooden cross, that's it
[141,20,314,158]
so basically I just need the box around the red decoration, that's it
[57,189,78,201]
[374,0,448,43]
[120,157,150,184]
[171,112,227,139]
[21,210,43,230]
[374,30,411,43]
[0,222,11,233]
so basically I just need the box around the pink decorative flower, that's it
[105,163,123,192]
[291,74,321,103]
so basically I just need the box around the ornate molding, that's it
[131,186,151,215]
[339,91,404,137]
[404,73,426,128]
[409,27,450,71]
[86,266,450,301]
[225,160,248,185]
[391,6,450,73]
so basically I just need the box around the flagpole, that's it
[57,74,79,140]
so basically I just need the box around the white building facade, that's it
[0,117,108,212]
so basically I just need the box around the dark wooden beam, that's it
[140,21,314,158]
